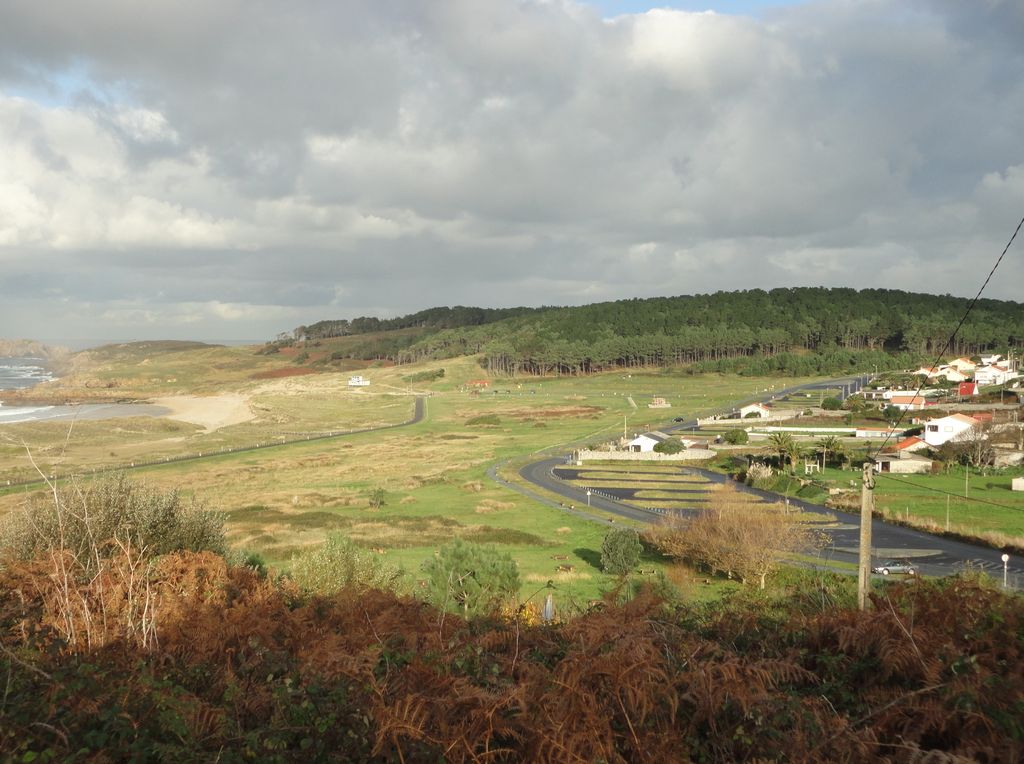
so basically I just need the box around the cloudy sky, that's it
[1,0,1022,342]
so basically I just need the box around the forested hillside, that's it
[295,305,540,341]
[292,288,1024,376]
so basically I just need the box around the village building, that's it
[938,368,969,383]
[889,395,927,411]
[923,413,978,447]
[625,431,674,453]
[855,426,905,439]
[739,402,771,419]
[958,381,979,397]
[948,357,977,373]
[874,451,934,474]
[891,436,929,453]
[974,364,1018,387]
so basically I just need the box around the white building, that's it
[923,413,978,447]
[974,364,1018,386]
[739,402,771,419]
[874,452,934,474]
[948,357,977,373]
[889,395,927,411]
[347,375,371,387]
[626,431,673,452]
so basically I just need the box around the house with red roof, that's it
[958,381,979,397]
[891,436,929,453]
[889,395,927,411]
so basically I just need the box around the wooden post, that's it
[858,461,875,611]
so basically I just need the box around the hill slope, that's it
[288,288,1024,376]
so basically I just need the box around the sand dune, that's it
[152,393,254,432]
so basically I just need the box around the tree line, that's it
[287,288,1024,375]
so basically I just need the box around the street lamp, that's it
[1003,553,1010,589]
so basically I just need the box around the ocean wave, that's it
[0,405,55,422]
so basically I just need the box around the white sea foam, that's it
[0,405,54,422]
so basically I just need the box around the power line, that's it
[872,213,1024,457]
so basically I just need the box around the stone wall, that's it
[576,448,716,463]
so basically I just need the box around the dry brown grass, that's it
[525,570,593,584]
[474,499,516,514]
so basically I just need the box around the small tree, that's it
[422,539,521,617]
[952,422,995,469]
[653,439,683,454]
[600,528,642,576]
[290,535,404,594]
[882,405,902,425]
[368,488,387,509]
[724,429,748,445]
[649,485,828,589]
[768,432,800,474]
[817,435,842,468]
[821,397,842,410]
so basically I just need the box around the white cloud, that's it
[0,0,1021,341]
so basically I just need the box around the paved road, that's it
[514,378,1023,584]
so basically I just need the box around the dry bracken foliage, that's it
[0,551,1021,762]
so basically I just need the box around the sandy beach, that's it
[151,394,255,432]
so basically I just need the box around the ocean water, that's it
[0,357,56,422]
[0,357,168,424]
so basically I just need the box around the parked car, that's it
[872,559,917,576]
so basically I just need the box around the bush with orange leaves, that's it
[1,544,1022,762]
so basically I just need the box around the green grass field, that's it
[0,347,828,602]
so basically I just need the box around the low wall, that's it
[576,449,716,462]
[749,426,854,435]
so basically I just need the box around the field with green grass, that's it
[1,345,821,603]
[753,463,1024,546]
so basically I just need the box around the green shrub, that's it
[465,414,501,426]
[821,397,842,410]
[402,368,445,383]
[724,429,748,445]
[421,539,520,616]
[601,528,642,576]
[653,439,683,454]
[289,535,404,594]
[0,474,225,572]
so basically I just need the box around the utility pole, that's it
[965,465,969,499]
[858,461,875,611]
[946,494,950,532]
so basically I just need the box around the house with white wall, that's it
[874,451,933,474]
[889,395,927,411]
[626,431,673,452]
[948,357,977,373]
[923,413,978,447]
[974,364,1018,386]
[739,402,771,419]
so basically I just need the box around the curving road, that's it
[513,378,1022,584]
